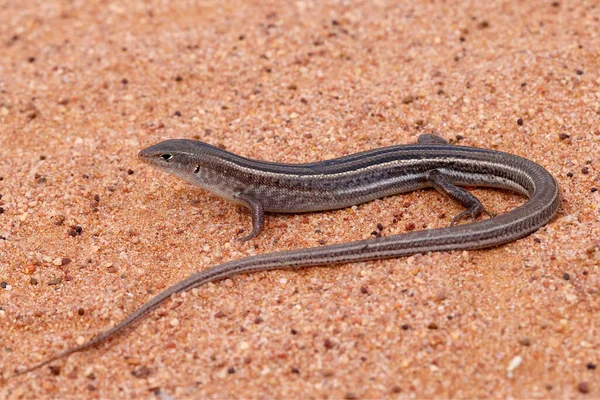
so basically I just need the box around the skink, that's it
[15,134,560,375]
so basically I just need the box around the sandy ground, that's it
[0,0,598,398]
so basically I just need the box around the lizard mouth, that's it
[137,147,174,167]
[137,147,152,162]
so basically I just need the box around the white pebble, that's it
[507,355,523,377]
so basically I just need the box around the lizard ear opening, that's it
[160,153,173,161]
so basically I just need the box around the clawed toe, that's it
[483,209,496,218]
[236,230,259,242]
[449,208,495,226]
[450,210,473,226]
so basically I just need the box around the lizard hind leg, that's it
[417,134,449,144]
[450,208,496,226]
[426,169,495,226]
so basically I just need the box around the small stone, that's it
[391,385,402,393]
[30,277,38,285]
[507,355,523,372]
[322,369,334,377]
[517,118,523,126]
[324,338,335,349]
[23,264,36,275]
[49,365,61,375]
[47,277,62,286]
[577,382,590,394]
[170,318,179,327]
[558,133,570,140]
[84,366,95,378]
[427,322,438,329]
[519,338,531,346]
[131,366,151,378]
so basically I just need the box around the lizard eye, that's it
[194,165,200,173]
[160,153,173,161]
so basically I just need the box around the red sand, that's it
[1,1,598,398]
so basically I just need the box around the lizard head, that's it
[138,139,203,177]
[138,139,243,201]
